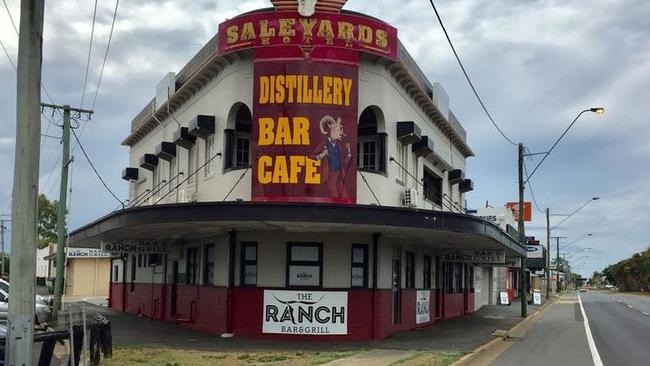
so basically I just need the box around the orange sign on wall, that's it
[506,202,532,222]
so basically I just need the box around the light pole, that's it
[563,233,593,251]
[567,247,592,259]
[522,108,603,310]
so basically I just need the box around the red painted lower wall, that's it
[109,283,469,340]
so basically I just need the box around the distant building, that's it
[45,247,111,298]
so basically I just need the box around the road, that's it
[489,291,650,366]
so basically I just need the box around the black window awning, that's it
[139,154,159,172]
[412,136,434,157]
[459,178,474,193]
[396,121,421,144]
[121,167,139,181]
[188,115,215,139]
[155,142,177,162]
[448,169,464,185]
[173,127,197,149]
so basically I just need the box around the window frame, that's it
[203,244,215,286]
[204,136,215,177]
[350,244,369,288]
[185,246,199,286]
[240,242,258,287]
[405,251,415,289]
[286,242,323,289]
[423,255,432,289]
[423,167,443,207]
[187,144,198,186]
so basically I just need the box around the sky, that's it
[1,0,649,278]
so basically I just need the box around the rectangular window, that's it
[455,263,463,292]
[444,262,454,294]
[396,141,408,183]
[405,251,415,288]
[186,247,199,285]
[205,136,215,176]
[169,158,177,192]
[423,168,443,206]
[286,243,322,288]
[130,255,136,292]
[148,254,161,266]
[358,137,378,171]
[235,137,250,168]
[113,265,119,282]
[137,254,143,268]
[350,244,368,288]
[423,255,432,289]
[240,242,258,287]
[203,244,215,286]
[187,145,197,185]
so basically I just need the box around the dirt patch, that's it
[100,346,357,366]
[389,352,462,366]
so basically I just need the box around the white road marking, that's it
[643,312,649,316]
[627,304,633,309]
[578,293,603,366]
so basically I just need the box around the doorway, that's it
[391,247,402,325]
[171,261,179,317]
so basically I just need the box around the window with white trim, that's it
[286,243,322,288]
[204,136,215,176]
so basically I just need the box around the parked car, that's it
[0,289,52,325]
[0,278,52,306]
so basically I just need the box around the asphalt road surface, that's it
[581,291,650,366]
[489,291,650,366]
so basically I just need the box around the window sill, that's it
[358,168,386,176]
[395,178,405,186]
[223,166,248,174]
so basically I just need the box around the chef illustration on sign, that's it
[314,115,353,199]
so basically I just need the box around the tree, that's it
[38,194,62,248]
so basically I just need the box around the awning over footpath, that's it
[69,202,525,257]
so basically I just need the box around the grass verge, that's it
[100,346,357,366]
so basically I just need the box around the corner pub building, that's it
[70,0,525,341]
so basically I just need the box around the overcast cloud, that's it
[1,0,648,277]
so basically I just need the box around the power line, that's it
[523,152,544,214]
[71,126,124,206]
[80,0,99,108]
[0,37,16,71]
[427,0,517,147]
[2,0,18,35]
[91,0,120,110]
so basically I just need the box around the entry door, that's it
[391,248,402,324]
[171,261,179,317]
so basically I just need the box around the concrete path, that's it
[322,349,415,366]
[489,293,593,366]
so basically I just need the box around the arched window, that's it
[357,107,386,174]
[224,104,252,170]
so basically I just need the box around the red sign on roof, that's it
[218,11,398,61]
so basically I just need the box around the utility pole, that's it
[7,1,45,364]
[546,208,550,300]
[550,236,567,292]
[517,143,527,317]
[41,103,93,318]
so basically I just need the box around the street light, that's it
[551,197,600,230]
[520,107,603,307]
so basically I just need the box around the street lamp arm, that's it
[550,197,596,230]
[524,109,590,184]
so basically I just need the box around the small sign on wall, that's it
[499,291,510,305]
[416,290,430,324]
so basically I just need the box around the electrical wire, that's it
[2,0,17,35]
[91,0,120,110]
[79,0,99,108]
[427,0,517,147]
[0,37,16,71]
[523,151,545,214]
[71,126,124,206]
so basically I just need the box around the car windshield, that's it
[0,281,8,294]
